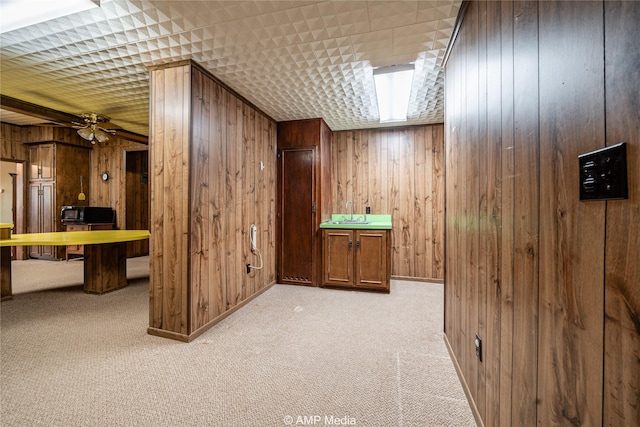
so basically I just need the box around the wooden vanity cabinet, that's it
[322,228,390,292]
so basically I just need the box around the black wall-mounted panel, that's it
[579,142,628,201]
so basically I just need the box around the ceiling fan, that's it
[73,112,120,143]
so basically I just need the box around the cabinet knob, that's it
[349,240,353,249]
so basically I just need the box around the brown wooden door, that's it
[323,229,353,287]
[355,230,388,290]
[278,148,315,285]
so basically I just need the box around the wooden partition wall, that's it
[148,60,277,341]
[331,125,444,281]
[444,1,639,426]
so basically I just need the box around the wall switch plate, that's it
[475,334,482,362]
[579,142,628,201]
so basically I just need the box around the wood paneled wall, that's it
[88,135,148,230]
[2,122,148,234]
[125,150,149,257]
[1,122,28,161]
[148,60,276,341]
[331,125,444,280]
[444,1,639,426]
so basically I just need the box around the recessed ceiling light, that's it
[373,64,415,123]
[0,0,100,33]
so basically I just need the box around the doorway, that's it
[1,160,25,259]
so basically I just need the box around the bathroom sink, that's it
[338,219,370,224]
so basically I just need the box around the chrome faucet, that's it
[345,201,354,220]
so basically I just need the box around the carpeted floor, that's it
[1,257,475,426]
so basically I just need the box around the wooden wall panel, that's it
[510,2,540,424]
[89,136,148,230]
[149,61,276,340]
[484,1,503,425]
[1,123,28,161]
[125,150,150,257]
[497,2,515,425]
[330,124,445,281]
[445,1,639,426]
[148,64,191,336]
[537,2,605,425]
[603,2,640,426]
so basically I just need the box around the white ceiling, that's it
[0,0,460,136]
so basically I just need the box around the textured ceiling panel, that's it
[0,0,461,135]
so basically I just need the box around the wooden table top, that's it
[0,230,150,247]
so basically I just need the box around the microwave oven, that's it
[60,206,115,224]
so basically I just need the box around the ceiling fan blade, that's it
[98,126,116,135]
[100,122,122,130]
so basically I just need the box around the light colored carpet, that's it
[1,257,475,427]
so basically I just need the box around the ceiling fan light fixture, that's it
[77,127,95,142]
[95,128,110,143]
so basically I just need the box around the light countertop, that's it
[320,214,392,230]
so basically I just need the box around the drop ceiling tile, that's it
[0,0,461,134]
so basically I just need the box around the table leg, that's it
[84,242,127,294]
[1,247,12,301]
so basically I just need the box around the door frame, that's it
[1,160,26,259]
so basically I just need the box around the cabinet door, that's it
[39,144,55,180]
[29,146,40,181]
[323,229,353,287]
[28,144,55,181]
[28,183,41,257]
[39,182,55,258]
[27,182,56,259]
[355,230,389,290]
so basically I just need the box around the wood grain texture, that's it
[330,125,444,280]
[1,122,28,161]
[125,150,149,257]
[0,246,11,300]
[445,1,637,426]
[498,1,515,425]
[510,2,540,424]
[25,142,91,259]
[537,2,605,425]
[83,242,127,294]
[603,2,640,425]
[484,1,503,425]
[149,61,276,339]
[277,118,331,286]
[88,134,148,232]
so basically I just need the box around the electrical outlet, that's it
[366,206,371,214]
[475,334,482,362]
[246,264,251,274]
